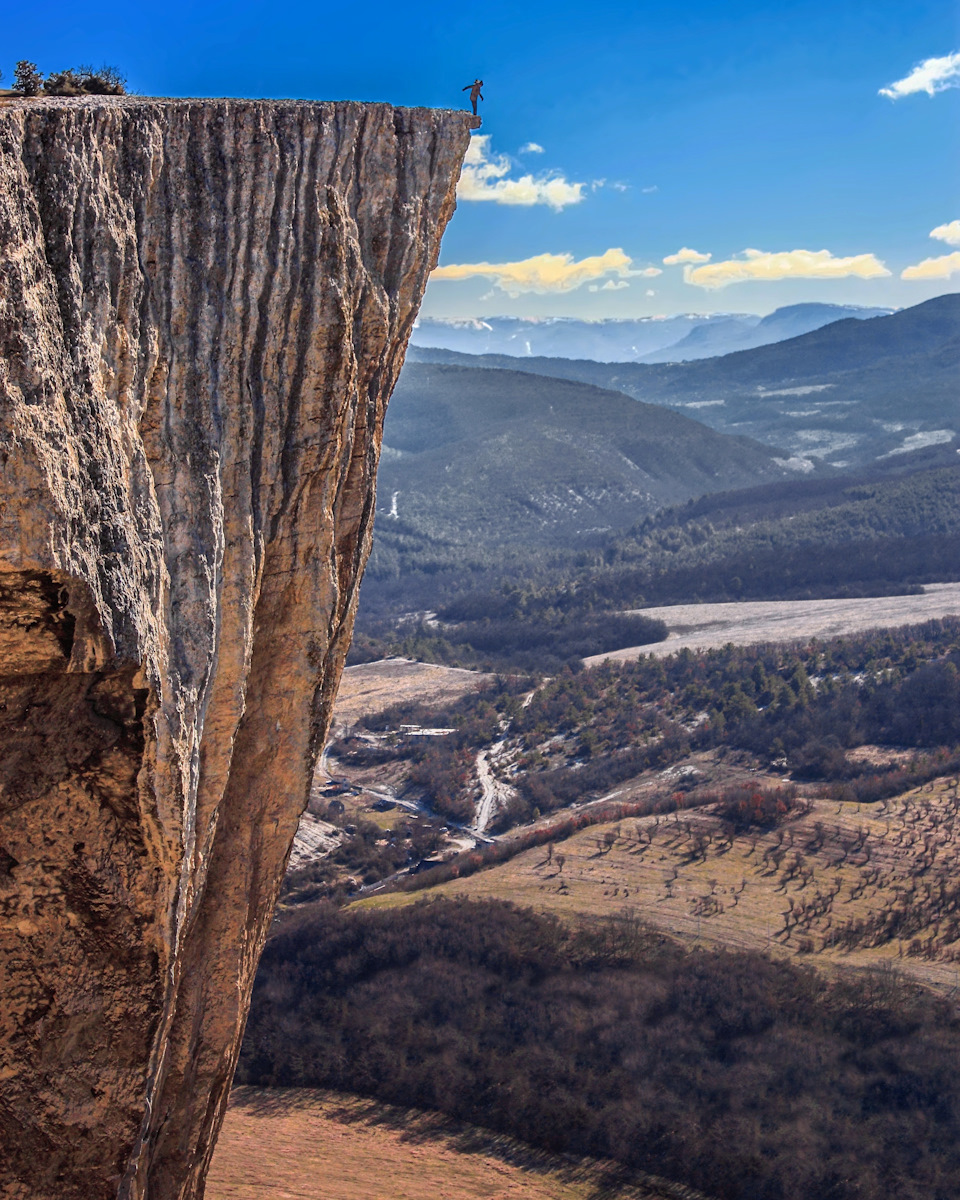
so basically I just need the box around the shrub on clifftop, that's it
[44,66,126,95]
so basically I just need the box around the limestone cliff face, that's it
[0,95,473,1199]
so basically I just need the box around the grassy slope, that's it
[209,1088,702,1200]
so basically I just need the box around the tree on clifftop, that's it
[13,61,44,96]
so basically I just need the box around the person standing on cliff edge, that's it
[463,79,484,116]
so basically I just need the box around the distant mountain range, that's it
[636,303,895,362]
[411,303,894,364]
[407,295,960,469]
[376,363,792,548]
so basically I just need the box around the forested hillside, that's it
[338,618,960,832]
[376,362,790,547]
[409,294,960,468]
[241,898,960,1200]
[356,296,959,672]
[355,459,960,668]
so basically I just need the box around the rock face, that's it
[0,96,473,1199]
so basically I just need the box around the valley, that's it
[243,294,960,1200]
[287,592,960,919]
[408,294,959,470]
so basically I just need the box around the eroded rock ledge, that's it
[0,96,473,1199]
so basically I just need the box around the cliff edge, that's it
[0,96,474,1199]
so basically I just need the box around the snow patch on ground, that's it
[757,384,835,397]
[773,455,815,472]
[882,429,955,457]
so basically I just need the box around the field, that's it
[588,581,960,663]
[362,772,960,994]
[330,659,490,733]
[207,1088,702,1200]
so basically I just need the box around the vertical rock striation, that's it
[0,96,474,1199]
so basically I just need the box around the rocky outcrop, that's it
[0,96,474,1199]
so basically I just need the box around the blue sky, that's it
[8,0,959,317]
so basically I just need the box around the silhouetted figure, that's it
[463,79,484,116]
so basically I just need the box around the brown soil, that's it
[207,1087,702,1200]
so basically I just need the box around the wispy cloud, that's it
[931,220,960,246]
[519,141,544,154]
[684,248,890,289]
[457,136,585,210]
[640,185,658,194]
[879,51,960,98]
[589,279,630,292]
[901,252,960,280]
[663,247,711,265]
[432,249,656,296]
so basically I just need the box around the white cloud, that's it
[641,185,658,194]
[601,279,629,290]
[432,248,643,296]
[636,266,662,277]
[645,289,657,297]
[458,136,585,210]
[663,247,711,265]
[879,51,960,98]
[684,247,890,289]
[931,220,960,246]
[901,251,960,280]
[520,141,545,153]
[900,221,960,276]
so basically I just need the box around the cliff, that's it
[0,95,474,1198]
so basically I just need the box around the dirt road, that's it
[473,742,512,834]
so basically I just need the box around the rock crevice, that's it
[0,96,473,1199]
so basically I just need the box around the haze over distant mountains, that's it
[408,294,960,470]
[412,303,894,364]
